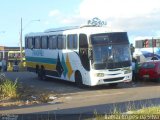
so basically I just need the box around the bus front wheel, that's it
[75,71,83,88]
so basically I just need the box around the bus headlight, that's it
[124,68,132,74]
[96,73,104,77]
[124,70,131,74]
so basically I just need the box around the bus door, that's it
[79,34,90,71]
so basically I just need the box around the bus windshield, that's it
[90,33,131,70]
[92,44,131,69]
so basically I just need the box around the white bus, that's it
[25,25,132,86]
[134,38,160,63]
[7,50,26,71]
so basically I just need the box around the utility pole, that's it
[20,17,23,62]
[0,31,5,59]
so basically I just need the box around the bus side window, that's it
[135,40,143,48]
[35,36,41,49]
[67,34,78,50]
[32,37,35,49]
[48,36,53,49]
[157,39,160,47]
[28,37,34,49]
[58,35,66,49]
[42,36,48,49]
[48,36,57,49]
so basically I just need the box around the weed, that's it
[126,101,136,112]
[93,110,105,120]
[132,106,160,114]
[0,78,19,100]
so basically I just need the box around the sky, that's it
[0,0,160,47]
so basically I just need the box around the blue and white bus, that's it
[134,38,160,63]
[25,25,132,86]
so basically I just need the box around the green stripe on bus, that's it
[26,57,57,64]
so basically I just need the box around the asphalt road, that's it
[3,71,159,94]
[0,72,160,117]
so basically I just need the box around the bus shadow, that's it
[43,76,160,93]
[89,81,160,90]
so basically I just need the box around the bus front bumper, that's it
[91,74,132,86]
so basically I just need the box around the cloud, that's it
[78,0,160,27]
[49,9,60,17]
[77,0,160,43]
[58,0,160,31]
[60,15,85,25]
[61,18,75,24]
[46,0,160,44]
[44,21,50,25]
[79,0,160,19]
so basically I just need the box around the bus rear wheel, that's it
[75,71,83,88]
[38,67,46,80]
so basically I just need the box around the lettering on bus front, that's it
[32,50,44,56]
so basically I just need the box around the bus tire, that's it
[75,71,83,88]
[38,66,46,80]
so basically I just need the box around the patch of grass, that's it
[0,78,19,100]
[91,105,160,120]
[132,106,160,114]
[93,110,106,120]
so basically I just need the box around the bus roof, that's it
[25,25,125,37]
[44,26,79,33]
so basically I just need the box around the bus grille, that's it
[103,77,124,82]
